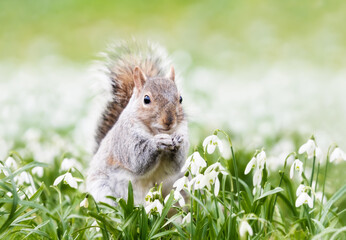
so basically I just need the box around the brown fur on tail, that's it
[94,41,171,152]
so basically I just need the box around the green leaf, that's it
[320,184,346,225]
[255,187,284,201]
[127,181,134,215]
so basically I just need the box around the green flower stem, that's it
[320,145,332,220]
[309,154,316,189]
[314,162,320,207]
[270,152,295,221]
[215,129,241,212]
[304,205,314,234]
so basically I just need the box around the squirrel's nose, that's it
[162,115,173,128]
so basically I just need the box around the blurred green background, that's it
[0,0,346,194]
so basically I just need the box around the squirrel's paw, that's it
[172,134,183,150]
[154,134,176,151]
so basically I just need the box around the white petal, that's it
[207,144,216,154]
[193,152,207,168]
[253,169,262,187]
[315,147,323,163]
[65,173,78,189]
[244,157,256,175]
[53,174,65,186]
[239,220,253,237]
[214,178,220,196]
[202,135,213,149]
[295,193,305,207]
[296,184,305,196]
[182,213,191,224]
[181,155,192,172]
[307,195,313,208]
[290,161,295,179]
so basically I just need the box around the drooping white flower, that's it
[181,152,206,175]
[290,159,303,179]
[330,147,346,163]
[32,167,44,177]
[193,174,208,190]
[295,192,313,208]
[164,190,185,207]
[204,162,228,175]
[53,172,83,189]
[91,221,100,232]
[252,168,263,187]
[239,219,253,237]
[145,190,161,204]
[80,198,89,208]
[14,171,32,185]
[295,184,313,208]
[173,176,189,192]
[61,157,83,171]
[5,156,17,169]
[314,191,327,204]
[298,139,316,159]
[145,199,163,215]
[244,157,256,175]
[256,150,266,170]
[202,135,224,154]
[315,147,323,163]
[182,212,191,224]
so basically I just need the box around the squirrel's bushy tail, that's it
[94,40,171,151]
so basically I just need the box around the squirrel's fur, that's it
[87,40,189,205]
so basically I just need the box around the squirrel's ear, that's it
[133,66,146,90]
[168,66,175,82]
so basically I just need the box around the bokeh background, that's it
[1,1,346,189]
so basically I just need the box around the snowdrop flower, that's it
[145,199,163,215]
[244,157,256,175]
[252,168,263,187]
[164,191,185,207]
[330,147,346,163]
[239,219,253,237]
[91,221,100,232]
[290,159,303,179]
[182,212,191,224]
[205,162,228,175]
[193,171,221,195]
[315,192,327,204]
[14,171,33,185]
[5,156,17,169]
[145,190,161,204]
[296,192,313,208]
[193,174,208,190]
[181,152,206,175]
[61,157,83,171]
[315,147,323,163]
[256,150,266,170]
[298,139,316,159]
[80,197,89,208]
[53,172,83,189]
[203,135,224,154]
[173,176,189,192]
[32,167,44,177]
[295,184,313,208]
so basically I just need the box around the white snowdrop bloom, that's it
[32,167,44,177]
[239,219,253,237]
[244,157,256,175]
[315,192,327,204]
[295,192,313,208]
[256,150,266,170]
[80,198,89,208]
[61,158,83,171]
[252,168,263,187]
[182,212,191,224]
[204,162,228,175]
[165,191,185,207]
[181,152,206,175]
[5,156,17,169]
[330,147,346,163]
[296,184,307,197]
[173,176,189,192]
[14,171,32,185]
[202,135,224,154]
[315,147,323,163]
[290,159,303,179]
[298,139,316,159]
[193,174,208,190]
[53,172,83,189]
[145,199,163,215]
[91,221,100,232]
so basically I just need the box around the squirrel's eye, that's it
[179,96,183,104]
[144,95,151,104]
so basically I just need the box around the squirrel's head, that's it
[132,66,185,135]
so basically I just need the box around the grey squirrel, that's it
[87,41,189,205]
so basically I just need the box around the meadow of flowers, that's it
[0,125,345,239]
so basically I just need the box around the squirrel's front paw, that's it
[172,134,183,150]
[154,134,176,151]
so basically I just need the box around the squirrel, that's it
[86,41,189,205]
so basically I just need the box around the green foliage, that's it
[0,132,345,239]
